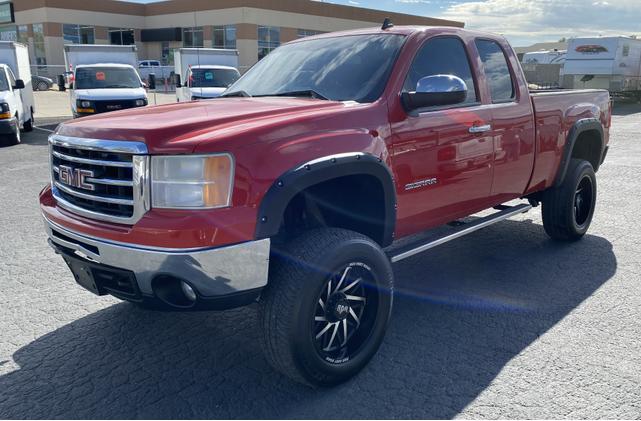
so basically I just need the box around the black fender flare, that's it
[255,153,397,247]
[554,118,604,187]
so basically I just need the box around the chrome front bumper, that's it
[43,216,270,301]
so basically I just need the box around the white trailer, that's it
[521,50,567,88]
[522,50,566,65]
[174,48,240,101]
[563,36,641,95]
[64,44,148,117]
[0,41,34,145]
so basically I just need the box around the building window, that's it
[183,27,204,47]
[297,29,321,39]
[63,24,95,44]
[0,26,17,42]
[213,25,236,49]
[17,25,28,44]
[109,28,135,45]
[258,26,280,60]
[33,23,46,65]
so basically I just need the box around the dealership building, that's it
[0,0,463,75]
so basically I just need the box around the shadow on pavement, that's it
[0,218,616,419]
[611,101,641,116]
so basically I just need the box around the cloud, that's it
[439,0,641,45]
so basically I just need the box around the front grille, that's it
[94,100,138,114]
[49,135,149,225]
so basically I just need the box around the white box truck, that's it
[0,41,34,145]
[174,48,240,102]
[563,36,641,96]
[64,44,148,118]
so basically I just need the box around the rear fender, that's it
[554,118,604,187]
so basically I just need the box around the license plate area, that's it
[53,241,142,301]
[63,255,104,295]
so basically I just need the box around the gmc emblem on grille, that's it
[59,165,95,191]
[106,104,122,110]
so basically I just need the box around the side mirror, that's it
[148,73,157,90]
[174,74,182,88]
[401,75,467,112]
[13,79,25,90]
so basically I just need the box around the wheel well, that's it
[571,129,602,171]
[277,174,388,246]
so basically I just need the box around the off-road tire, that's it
[542,158,597,241]
[259,228,394,387]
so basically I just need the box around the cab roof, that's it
[286,26,506,44]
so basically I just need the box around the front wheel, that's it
[542,159,597,241]
[1,116,21,146]
[259,228,394,387]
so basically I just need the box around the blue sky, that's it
[122,0,641,46]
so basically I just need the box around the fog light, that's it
[181,281,197,302]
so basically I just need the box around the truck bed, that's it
[526,88,611,194]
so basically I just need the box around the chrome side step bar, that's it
[389,203,532,263]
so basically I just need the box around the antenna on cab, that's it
[382,18,394,30]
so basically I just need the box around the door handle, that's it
[469,124,492,134]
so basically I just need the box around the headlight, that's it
[135,99,147,107]
[0,102,10,119]
[76,100,94,113]
[151,154,234,209]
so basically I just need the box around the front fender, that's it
[255,152,397,247]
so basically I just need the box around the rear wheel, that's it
[259,228,393,387]
[23,111,33,132]
[37,81,49,91]
[542,159,597,241]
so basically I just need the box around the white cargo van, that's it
[0,41,34,145]
[174,48,240,101]
[563,36,641,95]
[64,45,148,117]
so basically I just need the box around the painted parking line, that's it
[33,126,55,133]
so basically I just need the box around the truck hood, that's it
[0,90,12,102]
[57,97,358,154]
[190,87,226,98]
[74,87,147,101]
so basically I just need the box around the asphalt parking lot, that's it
[0,101,640,419]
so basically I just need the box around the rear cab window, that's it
[475,39,516,103]
[403,36,479,107]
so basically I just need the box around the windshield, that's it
[225,34,405,103]
[75,67,142,90]
[190,68,240,88]
[0,72,8,91]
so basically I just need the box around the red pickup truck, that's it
[40,25,611,386]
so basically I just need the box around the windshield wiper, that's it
[220,90,252,98]
[258,90,329,101]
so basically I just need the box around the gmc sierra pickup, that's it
[40,25,611,386]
